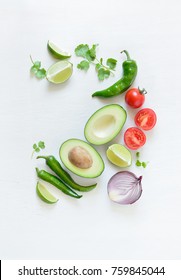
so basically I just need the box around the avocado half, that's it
[59,139,105,178]
[84,104,127,145]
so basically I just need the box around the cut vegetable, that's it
[47,41,71,59]
[135,108,157,130]
[124,127,146,150]
[59,139,104,178]
[106,144,132,167]
[36,181,58,204]
[46,60,73,84]
[84,104,127,145]
[107,171,143,205]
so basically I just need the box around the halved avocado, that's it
[84,104,127,145]
[59,139,104,178]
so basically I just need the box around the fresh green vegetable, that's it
[135,152,148,168]
[36,181,58,204]
[59,139,104,178]
[75,44,117,81]
[84,104,127,145]
[92,50,137,97]
[36,168,82,199]
[37,155,97,192]
[32,141,45,158]
[47,40,71,59]
[30,56,46,79]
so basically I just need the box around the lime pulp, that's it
[106,144,132,167]
[47,40,71,59]
[36,181,58,204]
[46,60,73,84]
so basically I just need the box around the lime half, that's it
[47,40,71,59]
[46,60,73,84]
[106,144,132,167]
[36,181,58,204]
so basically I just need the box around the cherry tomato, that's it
[135,108,157,130]
[125,88,146,108]
[124,127,146,150]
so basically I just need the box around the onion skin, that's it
[107,171,143,205]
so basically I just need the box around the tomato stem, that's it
[138,87,147,95]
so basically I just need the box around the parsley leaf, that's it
[30,56,46,79]
[77,60,90,71]
[142,162,147,168]
[106,58,117,70]
[31,141,45,158]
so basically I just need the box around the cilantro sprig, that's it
[30,56,46,79]
[31,141,45,158]
[75,44,117,81]
[135,152,148,168]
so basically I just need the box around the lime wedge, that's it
[46,60,73,84]
[47,40,71,59]
[106,144,132,167]
[36,181,58,204]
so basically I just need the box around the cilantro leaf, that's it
[38,141,45,149]
[75,44,89,58]
[136,160,142,167]
[30,56,46,79]
[142,162,148,168]
[136,152,140,158]
[31,141,46,159]
[106,58,117,70]
[96,63,101,70]
[86,44,97,61]
[36,68,46,79]
[77,60,90,71]
[98,68,110,81]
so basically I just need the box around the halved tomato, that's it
[124,127,146,150]
[135,108,157,130]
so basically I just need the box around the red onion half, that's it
[107,171,142,205]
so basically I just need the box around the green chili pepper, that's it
[92,50,137,98]
[37,155,97,192]
[36,168,82,199]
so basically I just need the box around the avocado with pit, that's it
[84,104,127,145]
[59,139,104,178]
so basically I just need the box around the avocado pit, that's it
[68,146,93,169]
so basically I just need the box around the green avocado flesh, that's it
[59,139,105,178]
[84,104,127,145]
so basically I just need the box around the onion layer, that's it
[107,171,142,205]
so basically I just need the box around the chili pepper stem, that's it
[36,155,47,160]
[121,50,130,60]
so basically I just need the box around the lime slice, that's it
[46,60,73,84]
[106,144,132,167]
[47,40,71,59]
[36,181,58,204]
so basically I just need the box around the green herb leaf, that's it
[77,60,90,71]
[86,44,97,61]
[106,58,117,70]
[142,162,147,168]
[30,56,46,79]
[32,141,46,158]
[136,160,142,166]
[75,44,89,58]
[136,152,140,158]
[36,68,46,79]
[96,63,101,70]
[38,141,45,149]
[98,68,110,81]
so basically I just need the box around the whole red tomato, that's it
[125,87,146,108]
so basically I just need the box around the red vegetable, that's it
[124,127,146,150]
[125,87,146,108]
[107,171,143,205]
[135,108,157,130]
